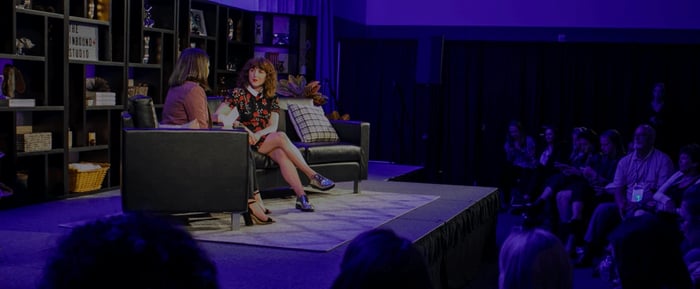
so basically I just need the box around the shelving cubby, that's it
[128,0,177,105]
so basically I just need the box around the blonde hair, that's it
[168,48,210,90]
[237,57,277,98]
[499,228,572,289]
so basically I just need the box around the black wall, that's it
[335,22,700,187]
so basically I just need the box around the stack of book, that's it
[86,91,116,106]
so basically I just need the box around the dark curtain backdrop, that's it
[339,39,700,187]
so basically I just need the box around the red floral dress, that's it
[223,87,280,150]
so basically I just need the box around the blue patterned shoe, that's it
[310,174,335,190]
[295,195,315,212]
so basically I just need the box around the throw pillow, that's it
[287,104,339,143]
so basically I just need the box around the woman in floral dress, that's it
[221,57,334,217]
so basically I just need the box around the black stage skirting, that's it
[416,188,500,289]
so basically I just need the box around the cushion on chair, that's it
[287,104,339,143]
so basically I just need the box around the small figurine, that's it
[143,36,150,64]
[144,3,155,28]
[227,18,234,41]
[16,37,35,55]
[87,0,95,19]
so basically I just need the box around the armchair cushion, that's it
[287,104,339,143]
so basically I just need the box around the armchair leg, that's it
[353,180,360,194]
[230,211,244,231]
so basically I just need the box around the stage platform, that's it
[0,162,499,289]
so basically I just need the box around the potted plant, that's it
[276,74,328,106]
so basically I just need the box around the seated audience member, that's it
[556,129,625,255]
[331,228,433,289]
[578,124,675,266]
[499,227,572,289]
[608,214,691,289]
[536,125,571,192]
[654,144,700,214]
[679,185,700,287]
[525,127,597,223]
[39,213,219,289]
[502,120,538,208]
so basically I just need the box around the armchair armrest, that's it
[331,120,370,179]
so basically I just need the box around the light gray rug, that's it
[186,189,440,252]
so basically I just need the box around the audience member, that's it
[645,82,678,160]
[536,125,571,191]
[654,144,700,214]
[499,227,573,289]
[525,127,597,224]
[579,124,674,267]
[219,57,334,213]
[39,213,219,289]
[330,228,433,289]
[501,120,538,208]
[608,214,691,289]
[679,185,700,287]
[161,47,211,129]
[556,129,624,256]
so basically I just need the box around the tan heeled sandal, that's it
[253,191,271,214]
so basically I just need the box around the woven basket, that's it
[127,84,149,97]
[69,163,110,193]
[21,132,52,152]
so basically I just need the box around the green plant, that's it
[277,75,328,106]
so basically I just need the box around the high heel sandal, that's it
[253,191,271,214]
[245,200,275,225]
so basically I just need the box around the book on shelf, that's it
[0,98,36,107]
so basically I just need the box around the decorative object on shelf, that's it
[272,33,289,46]
[16,37,35,55]
[227,18,234,41]
[143,2,155,28]
[2,64,26,99]
[143,36,151,64]
[127,82,149,97]
[254,15,263,44]
[277,75,328,106]
[236,18,243,41]
[190,9,207,36]
[96,0,109,21]
[88,132,97,146]
[87,0,95,19]
[19,132,52,152]
[16,0,31,9]
[68,24,99,61]
[86,77,115,106]
[226,60,237,72]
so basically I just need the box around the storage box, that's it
[19,132,52,152]
[69,163,110,193]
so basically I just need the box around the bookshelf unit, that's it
[0,0,317,209]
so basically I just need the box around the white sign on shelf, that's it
[69,24,99,61]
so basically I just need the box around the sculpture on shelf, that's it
[227,18,234,41]
[143,36,150,64]
[143,2,155,28]
[2,64,26,99]
[16,37,35,55]
[87,0,95,19]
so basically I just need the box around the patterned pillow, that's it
[287,104,339,143]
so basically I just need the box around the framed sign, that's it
[190,9,207,36]
[68,24,99,61]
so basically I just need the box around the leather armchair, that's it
[121,128,250,230]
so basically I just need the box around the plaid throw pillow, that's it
[287,104,339,143]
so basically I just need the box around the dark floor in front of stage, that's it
[0,161,610,289]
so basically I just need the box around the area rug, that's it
[186,189,439,252]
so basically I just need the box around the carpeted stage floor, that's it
[0,162,500,289]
